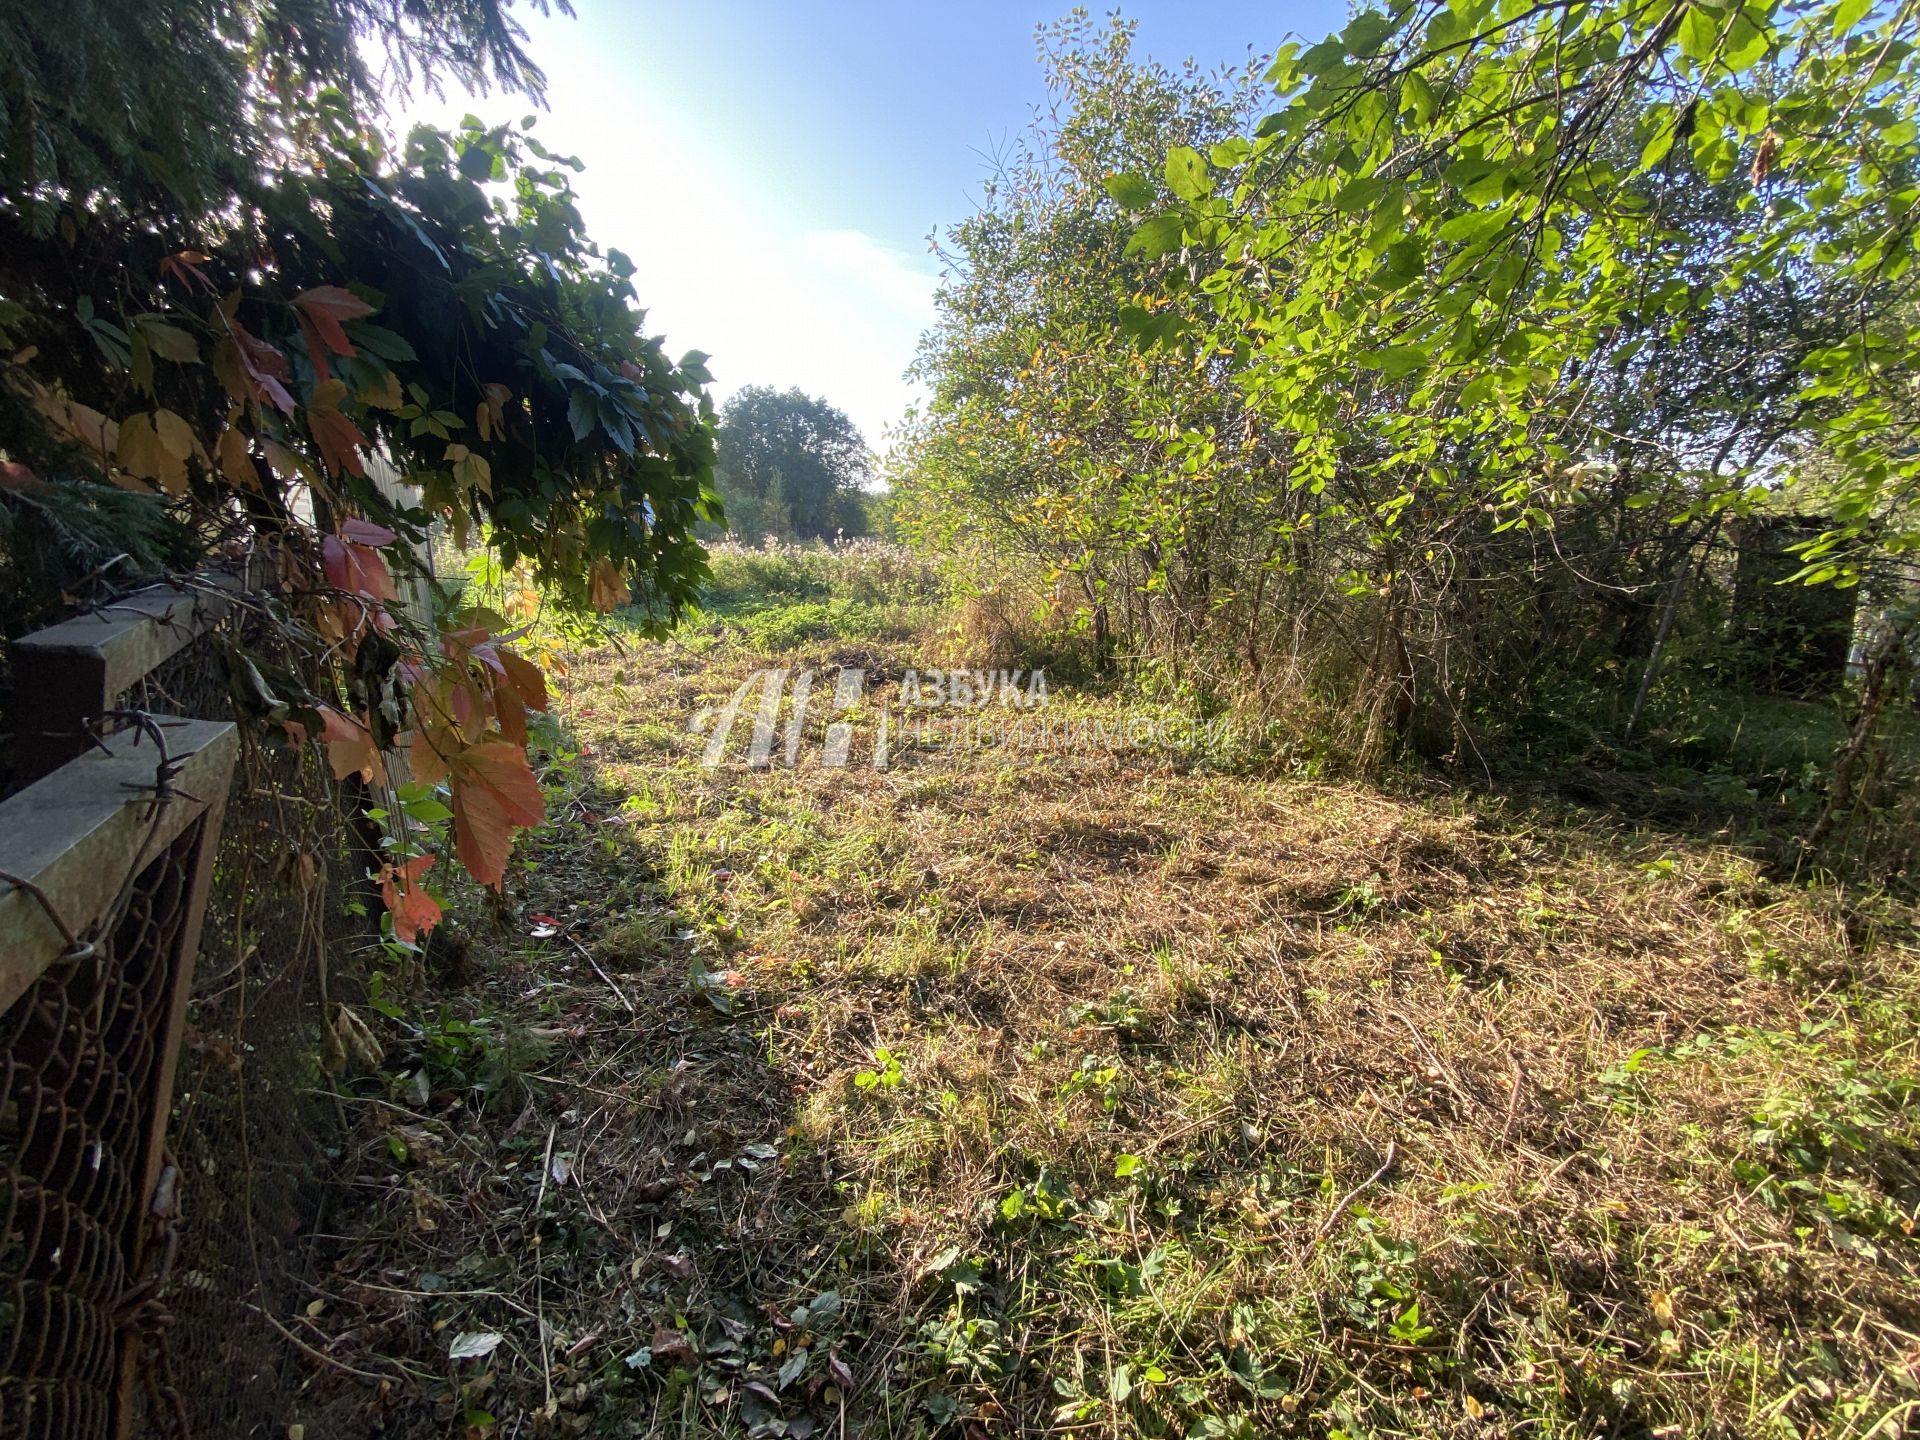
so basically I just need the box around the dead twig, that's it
[564,931,637,1014]
[1316,1140,1399,1240]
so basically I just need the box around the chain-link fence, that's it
[1,816,215,1437]
[2,595,380,1440]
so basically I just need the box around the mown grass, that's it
[309,545,1920,1440]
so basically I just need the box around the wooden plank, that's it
[0,717,237,1013]
[10,575,244,782]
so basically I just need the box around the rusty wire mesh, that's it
[0,819,209,1438]
[0,607,384,1440]
[118,625,377,1438]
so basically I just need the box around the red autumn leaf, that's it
[318,705,385,783]
[323,533,397,602]
[449,739,546,889]
[297,317,334,386]
[342,518,396,547]
[494,682,529,745]
[230,324,296,414]
[379,854,443,943]
[158,249,215,293]
[498,650,549,712]
[294,286,375,357]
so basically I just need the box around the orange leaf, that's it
[318,705,385,784]
[498,650,549,711]
[449,739,546,889]
[158,250,215,292]
[294,286,375,357]
[379,854,443,943]
[588,558,627,613]
[309,404,367,477]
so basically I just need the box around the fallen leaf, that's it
[448,1330,503,1361]
[650,1326,696,1368]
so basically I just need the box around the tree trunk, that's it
[1804,611,1916,852]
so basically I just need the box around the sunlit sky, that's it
[392,2,1348,448]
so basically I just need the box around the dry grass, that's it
[299,565,1920,1440]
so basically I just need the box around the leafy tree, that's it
[713,385,870,540]
[0,0,718,926]
[898,14,1264,673]
[1119,0,1920,618]
[907,0,1920,765]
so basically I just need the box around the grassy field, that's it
[313,543,1920,1440]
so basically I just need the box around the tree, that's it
[897,14,1264,676]
[1109,0,1920,746]
[0,0,718,928]
[712,386,871,541]
[905,0,1920,762]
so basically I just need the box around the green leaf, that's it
[1831,0,1872,34]
[1444,156,1506,204]
[1164,147,1211,202]
[1126,216,1186,259]
[1438,209,1507,243]
[1399,72,1436,124]
[1333,175,1387,212]
[1723,12,1772,68]
[352,325,417,363]
[1341,9,1392,55]
[1297,37,1346,76]
[1359,345,1429,378]
[136,319,199,362]
[1640,122,1678,171]
[1114,1153,1144,1178]
[1679,6,1722,63]
[567,387,599,441]
[1119,306,1179,349]
[1104,173,1156,209]
[1379,239,1426,288]
[1209,138,1252,169]
[457,142,495,181]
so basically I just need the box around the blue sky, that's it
[395,2,1348,446]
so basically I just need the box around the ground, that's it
[302,545,1920,1440]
